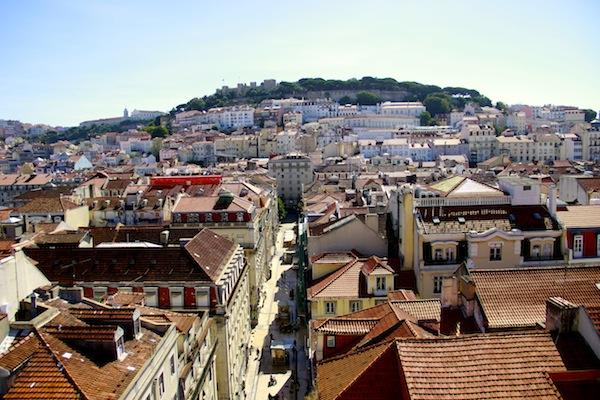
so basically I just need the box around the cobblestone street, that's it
[245,222,310,400]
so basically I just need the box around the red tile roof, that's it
[469,265,600,329]
[184,229,237,282]
[3,343,81,399]
[317,331,567,400]
[314,318,380,335]
[395,332,565,400]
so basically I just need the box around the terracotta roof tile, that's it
[316,341,393,400]
[314,318,380,335]
[317,332,566,400]
[390,299,441,322]
[3,343,81,399]
[470,265,600,329]
[184,229,237,282]
[0,333,41,371]
[308,260,361,299]
[396,332,565,400]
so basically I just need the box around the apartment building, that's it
[394,176,562,297]
[268,153,314,207]
[461,124,496,163]
[23,228,250,400]
[171,183,278,322]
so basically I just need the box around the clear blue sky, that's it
[1,0,599,126]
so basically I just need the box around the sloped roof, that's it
[184,228,237,282]
[16,197,81,214]
[3,339,82,400]
[316,341,395,400]
[390,299,441,322]
[316,331,566,400]
[308,260,362,299]
[470,265,600,329]
[314,318,380,335]
[429,176,505,198]
[557,205,600,228]
[395,332,565,400]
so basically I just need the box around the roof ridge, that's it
[393,329,549,344]
[35,329,88,400]
[334,342,399,400]
[317,338,393,366]
[471,264,600,273]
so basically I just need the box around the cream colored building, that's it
[268,153,314,207]
[308,253,396,319]
[395,176,563,298]
[461,124,496,163]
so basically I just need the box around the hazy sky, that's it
[1,0,599,126]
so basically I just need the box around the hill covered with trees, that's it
[172,76,493,116]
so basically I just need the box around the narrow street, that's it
[245,222,310,400]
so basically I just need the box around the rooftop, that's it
[316,331,566,400]
[469,265,600,329]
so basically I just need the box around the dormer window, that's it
[376,276,386,291]
[116,336,126,360]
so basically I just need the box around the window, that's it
[574,235,583,258]
[145,287,158,307]
[350,300,362,312]
[532,244,541,258]
[376,277,386,291]
[116,336,125,359]
[597,235,600,257]
[489,244,502,261]
[93,287,107,301]
[434,248,443,261]
[236,212,244,222]
[325,301,336,315]
[170,354,176,375]
[188,213,199,223]
[173,213,181,223]
[221,212,228,222]
[170,288,183,308]
[158,373,165,396]
[205,213,212,222]
[134,317,141,337]
[196,288,209,307]
[523,185,531,191]
[433,276,443,294]
[326,336,336,348]
[445,247,455,261]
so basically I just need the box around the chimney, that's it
[545,297,578,333]
[58,287,84,303]
[160,230,170,246]
[548,185,557,217]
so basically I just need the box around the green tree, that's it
[419,111,433,126]
[277,197,287,221]
[583,109,597,123]
[39,130,59,144]
[338,95,354,105]
[355,91,381,105]
[423,92,453,116]
[471,95,492,107]
[151,138,163,159]
[185,97,206,111]
[495,101,508,113]
[144,125,168,138]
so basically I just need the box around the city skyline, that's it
[1,0,599,126]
